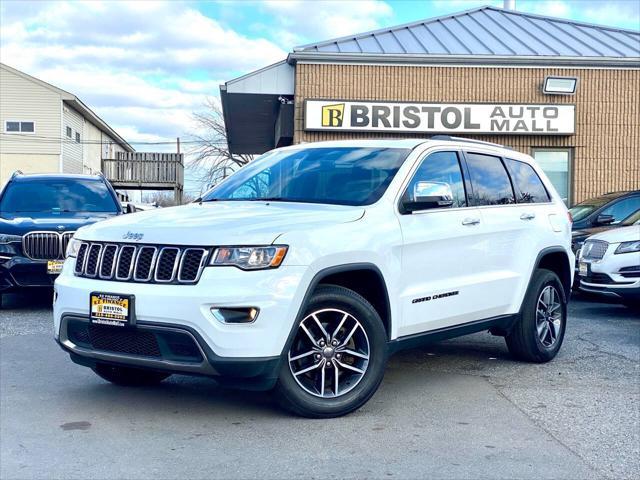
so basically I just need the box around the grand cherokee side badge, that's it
[122,231,144,241]
[412,290,459,304]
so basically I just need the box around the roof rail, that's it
[430,135,511,150]
[10,170,23,179]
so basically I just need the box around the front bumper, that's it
[57,315,282,390]
[578,281,640,301]
[0,254,58,292]
[54,258,309,360]
[577,249,640,301]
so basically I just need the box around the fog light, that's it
[211,307,259,324]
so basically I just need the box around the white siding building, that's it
[0,63,134,187]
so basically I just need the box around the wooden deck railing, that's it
[102,152,184,189]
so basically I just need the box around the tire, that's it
[506,269,567,363]
[275,285,388,418]
[93,363,171,386]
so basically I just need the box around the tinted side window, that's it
[465,153,515,206]
[601,197,640,223]
[505,158,550,203]
[406,151,466,208]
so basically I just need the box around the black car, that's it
[0,172,123,307]
[570,190,640,231]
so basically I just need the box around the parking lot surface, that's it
[1,291,638,480]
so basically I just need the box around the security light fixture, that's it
[543,76,578,95]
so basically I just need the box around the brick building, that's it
[220,6,640,205]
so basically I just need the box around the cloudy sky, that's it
[1,0,638,194]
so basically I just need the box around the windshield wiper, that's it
[246,197,287,202]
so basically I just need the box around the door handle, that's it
[520,213,536,221]
[462,217,481,226]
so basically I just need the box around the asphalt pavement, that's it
[1,290,638,480]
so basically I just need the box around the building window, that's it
[66,126,72,138]
[5,121,35,133]
[532,148,572,205]
[75,132,81,143]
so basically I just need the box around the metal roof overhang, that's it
[221,88,287,154]
[288,51,640,68]
[221,60,294,154]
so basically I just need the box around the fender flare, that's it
[278,262,392,358]
[530,246,572,304]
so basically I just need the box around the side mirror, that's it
[595,214,614,225]
[402,181,454,213]
[125,203,137,214]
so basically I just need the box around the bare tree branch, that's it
[189,98,253,190]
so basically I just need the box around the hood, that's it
[572,225,612,240]
[0,211,118,236]
[587,224,640,244]
[76,201,365,245]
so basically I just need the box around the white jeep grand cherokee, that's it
[54,137,574,417]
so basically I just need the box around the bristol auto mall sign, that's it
[304,100,575,135]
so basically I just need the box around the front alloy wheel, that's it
[288,308,370,398]
[275,285,387,418]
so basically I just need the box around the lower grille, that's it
[582,272,615,284]
[66,320,203,362]
[581,273,634,285]
[89,325,162,357]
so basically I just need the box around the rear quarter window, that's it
[505,158,551,203]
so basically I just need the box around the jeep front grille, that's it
[581,240,609,261]
[22,231,75,260]
[74,242,209,284]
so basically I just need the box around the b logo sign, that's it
[321,103,345,127]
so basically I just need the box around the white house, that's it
[0,63,134,187]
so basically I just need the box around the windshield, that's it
[202,147,411,206]
[0,178,119,213]
[622,210,640,226]
[569,196,612,222]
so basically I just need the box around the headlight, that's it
[65,238,83,258]
[211,245,288,270]
[615,240,640,254]
[0,234,21,244]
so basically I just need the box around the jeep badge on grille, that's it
[122,231,144,241]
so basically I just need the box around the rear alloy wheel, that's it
[506,269,567,363]
[536,286,563,348]
[275,285,387,418]
[93,363,171,387]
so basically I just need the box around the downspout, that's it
[59,100,63,172]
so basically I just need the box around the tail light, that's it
[567,211,573,224]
